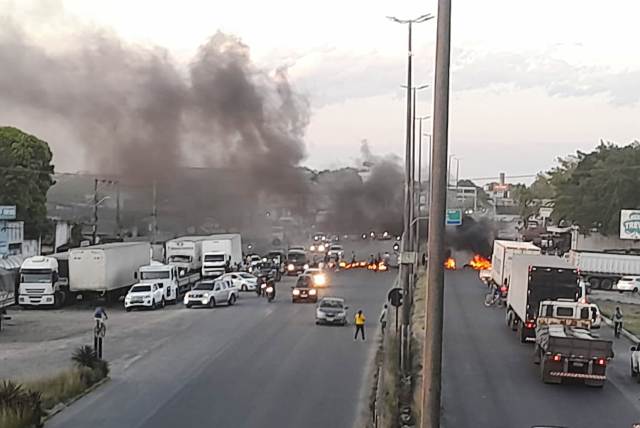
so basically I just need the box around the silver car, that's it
[315,297,348,325]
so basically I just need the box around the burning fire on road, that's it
[444,257,457,270]
[468,254,492,270]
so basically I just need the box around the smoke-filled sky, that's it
[2,0,640,184]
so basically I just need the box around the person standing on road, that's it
[380,304,388,335]
[354,310,366,341]
[614,306,624,338]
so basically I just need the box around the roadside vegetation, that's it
[592,299,640,337]
[0,346,109,428]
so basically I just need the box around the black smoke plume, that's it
[321,141,404,235]
[446,216,495,257]
[0,10,309,232]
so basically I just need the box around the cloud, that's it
[452,51,640,106]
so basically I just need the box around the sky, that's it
[4,0,640,183]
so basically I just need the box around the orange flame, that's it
[444,257,456,270]
[469,254,491,271]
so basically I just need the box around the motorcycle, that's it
[266,285,275,302]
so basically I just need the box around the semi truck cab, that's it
[18,255,69,307]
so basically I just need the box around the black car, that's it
[286,250,308,276]
[292,274,318,303]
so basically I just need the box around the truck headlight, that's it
[303,264,309,270]
[318,245,325,252]
[310,245,316,251]
[314,275,326,285]
[293,289,300,295]
[288,264,294,271]
[309,289,317,295]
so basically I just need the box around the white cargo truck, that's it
[567,250,640,290]
[505,255,580,343]
[165,236,211,275]
[201,234,243,278]
[70,242,150,301]
[490,240,541,287]
[18,253,70,307]
[138,261,200,302]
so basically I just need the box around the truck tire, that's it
[601,278,613,290]
[540,359,551,383]
[589,277,601,290]
[151,300,157,310]
[161,298,166,308]
[505,309,512,328]
[518,322,527,343]
[208,298,216,308]
[228,294,236,306]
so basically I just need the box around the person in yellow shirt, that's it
[354,310,366,341]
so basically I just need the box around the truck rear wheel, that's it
[540,359,551,383]
[518,322,527,343]
[589,277,601,290]
[601,278,613,290]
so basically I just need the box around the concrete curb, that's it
[43,376,110,422]
[601,315,640,344]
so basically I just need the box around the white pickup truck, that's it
[124,283,166,311]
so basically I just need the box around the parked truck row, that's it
[15,233,244,309]
[490,240,614,387]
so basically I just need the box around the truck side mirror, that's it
[134,272,138,279]
[52,272,59,282]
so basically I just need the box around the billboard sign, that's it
[0,206,16,220]
[620,210,640,240]
[0,225,8,256]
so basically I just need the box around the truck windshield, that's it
[169,255,192,263]
[130,285,151,293]
[141,271,170,280]
[288,253,306,263]
[21,270,52,283]
[204,254,225,262]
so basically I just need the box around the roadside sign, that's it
[399,251,416,264]
[388,288,403,307]
[446,209,462,226]
[0,206,16,220]
[620,210,640,240]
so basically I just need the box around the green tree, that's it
[552,142,640,235]
[0,127,55,238]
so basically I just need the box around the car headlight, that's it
[293,289,300,295]
[314,275,326,285]
[288,264,294,271]
[309,289,317,295]
[316,310,325,318]
[318,245,325,252]
[310,245,316,251]
[303,264,309,270]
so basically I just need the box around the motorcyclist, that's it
[267,277,276,299]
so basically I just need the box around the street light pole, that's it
[388,12,434,376]
[416,116,430,250]
[92,178,98,245]
[422,0,452,426]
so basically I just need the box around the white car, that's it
[315,297,348,325]
[221,272,257,291]
[303,268,328,287]
[125,283,165,311]
[616,276,640,293]
[184,279,238,308]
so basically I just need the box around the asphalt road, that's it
[47,254,395,428]
[442,269,640,428]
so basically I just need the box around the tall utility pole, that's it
[415,116,430,248]
[92,178,98,245]
[388,12,433,375]
[115,181,121,237]
[151,180,158,243]
[422,0,452,427]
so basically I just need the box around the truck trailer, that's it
[567,250,640,290]
[69,242,150,301]
[490,240,541,287]
[505,255,580,343]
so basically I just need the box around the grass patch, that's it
[0,346,109,428]
[592,299,640,337]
